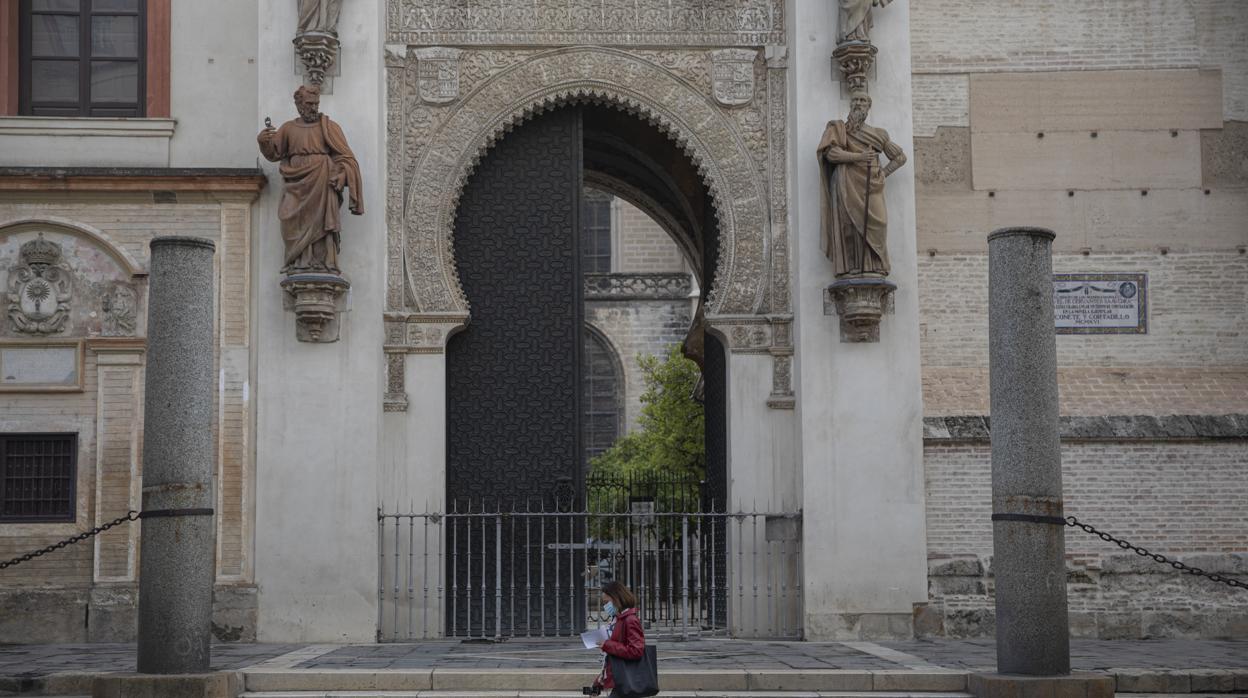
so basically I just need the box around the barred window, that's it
[0,434,77,523]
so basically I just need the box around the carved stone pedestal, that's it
[293,30,339,87]
[826,277,896,343]
[281,273,349,343]
[832,41,878,94]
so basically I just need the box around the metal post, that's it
[681,515,690,640]
[136,237,215,674]
[987,227,1070,675]
[495,515,503,639]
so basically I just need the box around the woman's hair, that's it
[602,580,637,610]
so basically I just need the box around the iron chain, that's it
[0,510,139,570]
[1066,515,1248,591]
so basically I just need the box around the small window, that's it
[0,433,77,523]
[581,188,613,274]
[20,0,146,117]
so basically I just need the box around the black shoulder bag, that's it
[608,644,659,698]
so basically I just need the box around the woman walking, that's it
[590,581,647,697]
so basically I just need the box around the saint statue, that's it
[816,93,906,278]
[838,0,894,43]
[297,0,342,34]
[258,85,363,274]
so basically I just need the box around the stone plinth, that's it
[93,672,240,698]
[987,226,1070,674]
[827,277,896,343]
[832,41,878,94]
[970,672,1114,698]
[281,272,349,343]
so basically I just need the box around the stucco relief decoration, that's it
[388,0,784,46]
[710,49,757,107]
[384,1,794,408]
[7,235,72,336]
[101,284,138,336]
[415,47,462,104]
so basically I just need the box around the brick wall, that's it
[0,196,256,641]
[614,198,689,274]
[922,439,1248,638]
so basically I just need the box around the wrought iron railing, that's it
[377,504,802,641]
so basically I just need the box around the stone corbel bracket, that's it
[832,41,877,95]
[294,30,340,88]
[281,273,350,343]
[824,277,896,343]
[709,313,794,409]
[382,311,470,412]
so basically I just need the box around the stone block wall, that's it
[921,422,1248,639]
[911,0,1248,639]
[586,299,693,432]
[0,191,257,643]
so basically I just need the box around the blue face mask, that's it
[603,601,617,618]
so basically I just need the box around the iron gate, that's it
[378,503,802,641]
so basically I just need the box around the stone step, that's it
[241,669,971,694]
[242,693,977,698]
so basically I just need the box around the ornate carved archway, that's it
[383,45,793,410]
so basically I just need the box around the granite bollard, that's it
[135,237,217,674]
[986,227,1069,675]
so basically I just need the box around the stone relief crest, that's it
[101,284,138,336]
[710,48,757,107]
[415,47,462,104]
[7,234,72,335]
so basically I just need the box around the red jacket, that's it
[596,607,645,690]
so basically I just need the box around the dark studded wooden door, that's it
[445,106,584,636]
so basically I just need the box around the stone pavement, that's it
[1,638,1245,679]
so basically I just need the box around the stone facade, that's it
[0,189,260,642]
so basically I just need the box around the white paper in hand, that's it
[581,626,610,649]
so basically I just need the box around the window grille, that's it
[0,433,77,523]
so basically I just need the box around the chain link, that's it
[0,511,139,570]
[1066,515,1248,591]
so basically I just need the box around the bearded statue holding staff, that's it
[817,93,906,278]
[839,0,894,43]
[258,85,363,274]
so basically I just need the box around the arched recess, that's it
[400,46,769,319]
[0,217,146,278]
[582,322,625,469]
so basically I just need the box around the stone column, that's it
[137,237,216,674]
[987,227,1069,675]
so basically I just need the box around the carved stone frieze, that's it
[387,0,784,47]
[384,352,408,412]
[7,234,72,335]
[584,273,692,301]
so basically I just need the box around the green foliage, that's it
[588,344,705,514]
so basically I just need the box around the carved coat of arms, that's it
[7,234,72,335]
[415,47,462,104]
[710,48,757,107]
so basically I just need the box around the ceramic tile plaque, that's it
[1053,273,1148,334]
[0,342,82,390]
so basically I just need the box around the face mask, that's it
[603,601,617,617]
